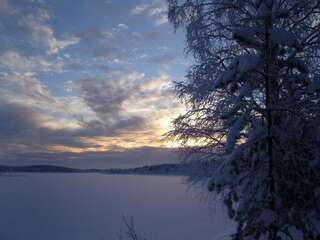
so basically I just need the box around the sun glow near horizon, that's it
[45,106,186,154]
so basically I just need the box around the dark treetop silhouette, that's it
[167,0,320,239]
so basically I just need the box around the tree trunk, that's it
[265,6,277,240]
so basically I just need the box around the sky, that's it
[0,0,190,165]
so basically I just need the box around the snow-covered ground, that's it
[0,173,235,240]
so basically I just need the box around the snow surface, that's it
[0,173,235,240]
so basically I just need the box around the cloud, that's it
[73,18,171,67]
[0,70,69,113]
[69,72,179,138]
[148,6,168,25]
[0,102,40,136]
[79,78,127,121]
[78,73,146,132]
[0,50,64,74]
[0,1,79,55]
[0,0,8,9]
[130,4,149,15]
[0,101,86,153]
[117,23,129,30]
[131,31,164,42]
[0,71,89,135]
[19,12,80,55]
[123,73,180,120]
[0,99,131,158]
[0,69,178,156]
[0,99,180,164]
[75,27,127,63]
[0,59,182,161]
[130,1,168,26]
[149,53,178,67]
[0,0,186,163]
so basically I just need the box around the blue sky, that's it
[0,0,190,164]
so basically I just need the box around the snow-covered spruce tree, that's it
[167,0,320,239]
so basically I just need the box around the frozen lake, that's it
[0,173,235,240]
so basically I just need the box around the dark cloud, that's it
[79,77,145,131]
[0,101,111,157]
[0,100,178,165]
[0,88,146,160]
[0,102,39,136]
[0,101,88,148]
[0,70,175,161]
[80,78,126,119]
